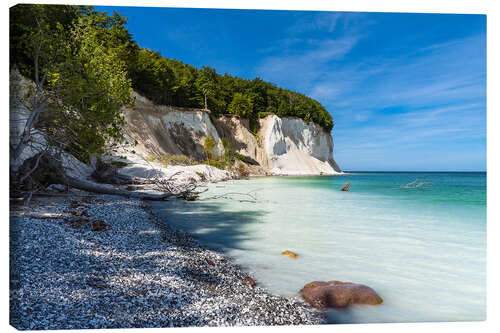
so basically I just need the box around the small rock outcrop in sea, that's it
[299,281,383,310]
[341,183,350,191]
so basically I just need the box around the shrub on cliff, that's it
[203,136,216,160]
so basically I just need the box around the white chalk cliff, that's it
[124,93,342,176]
[123,93,225,161]
[259,115,341,175]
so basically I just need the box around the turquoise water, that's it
[151,172,486,324]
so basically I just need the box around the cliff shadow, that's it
[148,199,268,253]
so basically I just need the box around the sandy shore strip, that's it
[9,194,324,329]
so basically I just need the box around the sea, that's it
[150,172,486,324]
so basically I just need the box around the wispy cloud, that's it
[257,12,486,170]
[256,36,360,87]
[286,12,342,34]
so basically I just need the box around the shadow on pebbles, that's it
[9,194,324,329]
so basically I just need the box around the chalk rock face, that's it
[213,115,264,163]
[123,93,224,161]
[123,93,341,176]
[116,150,232,185]
[299,281,383,310]
[258,115,342,175]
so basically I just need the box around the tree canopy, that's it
[131,56,334,131]
[10,4,334,140]
[10,4,133,163]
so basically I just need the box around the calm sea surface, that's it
[150,172,486,324]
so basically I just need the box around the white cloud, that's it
[286,12,342,34]
[256,35,360,88]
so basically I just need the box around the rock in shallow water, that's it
[341,182,350,191]
[299,281,382,310]
[281,250,298,259]
[243,276,256,288]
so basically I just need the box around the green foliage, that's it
[235,152,246,161]
[10,4,82,78]
[130,48,176,105]
[48,13,132,162]
[11,4,134,163]
[203,136,216,160]
[205,157,231,170]
[160,153,195,166]
[221,137,236,164]
[228,92,253,118]
[10,4,334,167]
[110,160,128,168]
[201,136,239,170]
[237,163,250,177]
[111,24,334,130]
[146,155,157,162]
[195,66,217,109]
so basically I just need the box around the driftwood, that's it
[199,188,271,203]
[14,153,174,201]
[400,178,432,189]
[90,159,155,185]
[65,176,173,201]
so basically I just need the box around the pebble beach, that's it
[9,193,324,329]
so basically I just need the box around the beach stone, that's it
[299,280,382,309]
[243,276,256,288]
[81,196,93,204]
[47,184,66,192]
[90,219,111,232]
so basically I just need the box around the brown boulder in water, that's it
[299,280,382,310]
[341,183,350,191]
[243,276,256,288]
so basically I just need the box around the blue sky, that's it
[96,6,486,171]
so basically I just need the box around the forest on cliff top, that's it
[11,4,334,133]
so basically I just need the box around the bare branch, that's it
[34,17,42,86]
[19,151,45,183]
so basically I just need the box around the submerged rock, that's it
[281,250,298,259]
[299,281,382,310]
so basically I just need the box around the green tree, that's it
[10,4,82,78]
[228,92,253,118]
[51,13,133,161]
[10,4,334,135]
[11,6,133,164]
[131,48,176,104]
[195,66,217,110]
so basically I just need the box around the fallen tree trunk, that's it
[15,152,174,201]
[65,176,173,201]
